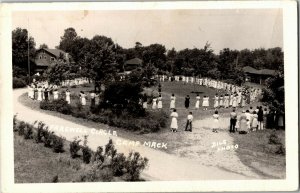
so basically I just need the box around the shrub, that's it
[35,121,46,143]
[18,121,26,136]
[124,152,149,181]
[269,132,281,145]
[275,144,286,155]
[104,139,117,158]
[51,175,59,183]
[40,99,72,115]
[70,137,81,158]
[82,146,92,164]
[100,168,114,182]
[24,123,34,139]
[43,129,54,148]
[52,135,65,153]
[111,153,126,176]
[94,146,105,163]
[13,77,27,88]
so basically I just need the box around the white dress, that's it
[232,96,237,107]
[53,91,59,100]
[219,97,224,107]
[224,96,229,108]
[202,97,209,107]
[157,97,163,109]
[170,112,178,129]
[66,92,71,104]
[152,98,157,109]
[170,96,176,109]
[80,93,86,105]
[195,96,200,109]
[229,95,233,106]
[212,114,219,129]
[214,96,219,108]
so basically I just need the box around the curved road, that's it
[13,88,255,181]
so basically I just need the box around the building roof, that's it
[124,58,143,65]
[43,48,67,58]
[243,66,276,76]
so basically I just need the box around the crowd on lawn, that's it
[26,76,283,135]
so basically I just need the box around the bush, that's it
[13,77,27,88]
[269,132,281,145]
[100,168,114,182]
[43,129,54,148]
[275,144,286,155]
[13,114,18,132]
[52,135,65,153]
[82,146,92,164]
[111,153,126,176]
[18,121,26,136]
[124,152,148,181]
[94,146,105,163]
[40,99,72,115]
[35,121,46,143]
[24,123,34,139]
[70,137,81,158]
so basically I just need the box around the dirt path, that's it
[13,89,257,180]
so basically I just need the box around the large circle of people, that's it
[27,76,281,134]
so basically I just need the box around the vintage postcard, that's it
[0,1,298,192]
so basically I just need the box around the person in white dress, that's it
[212,110,219,133]
[142,93,148,109]
[80,91,86,106]
[214,94,219,108]
[170,94,176,109]
[219,95,224,108]
[224,94,229,108]
[65,89,71,104]
[202,95,209,110]
[53,89,59,100]
[251,111,258,132]
[37,87,43,101]
[170,109,179,132]
[232,94,237,108]
[229,93,233,107]
[157,95,163,109]
[195,94,200,109]
[152,97,157,109]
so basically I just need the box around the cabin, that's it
[34,48,72,73]
[123,57,143,72]
[243,66,276,85]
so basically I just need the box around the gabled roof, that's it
[37,48,67,58]
[124,58,143,65]
[243,66,276,76]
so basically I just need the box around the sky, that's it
[12,9,283,53]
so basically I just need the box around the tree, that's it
[12,28,36,75]
[58,27,78,53]
[39,43,48,49]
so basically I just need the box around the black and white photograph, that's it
[0,1,298,192]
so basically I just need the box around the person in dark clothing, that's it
[257,106,264,130]
[185,95,190,109]
[158,83,162,93]
[229,108,237,133]
[44,88,49,101]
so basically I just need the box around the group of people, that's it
[27,81,102,107]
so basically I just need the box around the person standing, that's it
[152,97,157,109]
[229,108,237,133]
[185,95,190,109]
[232,94,237,108]
[170,109,179,132]
[95,92,100,106]
[202,95,209,110]
[245,110,252,131]
[195,94,200,109]
[170,94,176,110]
[229,93,233,107]
[185,112,193,132]
[263,108,268,129]
[241,94,246,107]
[53,89,59,100]
[44,88,49,101]
[157,94,163,109]
[239,110,248,134]
[257,106,264,130]
[65,89,71,104]
[219,95,224,108]
[224,94,229,108]
[214,94,219,108]
[37,86,43,101]
[251,111,258,131]
[90,91,96,108]
[212,110,219,133]
[142,93,148,109]
[80,91,86,106]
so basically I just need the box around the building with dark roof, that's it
[243,66,276,84]
[34,48,72,72]
[123,57,143,72]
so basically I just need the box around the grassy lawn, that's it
[233,129,286,178]
[14,133,87,183]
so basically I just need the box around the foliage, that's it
[13,114,18,132]
[18,121,26,136]
[52,135,65,153]
[40,99,73,115]
[268,132,281,145]
[81,135,92,164]
[43,128,54,148]
[124,152,149,181]
[13,77,27,88]
[70,137,81,158]
[24,123,34,139]
[35,121,46,143]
